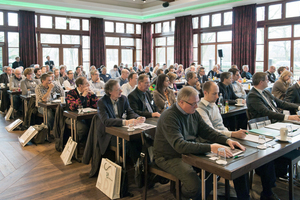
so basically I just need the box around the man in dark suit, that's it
[247,72,300,123]
[97,79,145,160]
[128,74,160,118]
[218,72,243,105]
[197,67,208,84]
[265,66,276,83]
[285,81,300,112]
[0,66,12,112]
[45,55,54,71]
[12,57,24,69]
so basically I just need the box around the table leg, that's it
[225,179,230,200]
[24,100,28,119]
[201,169,205,200]
[117,136,120,164]
[122,139,126,169]
[10,94,14,119]
[74,119,78,159]
[213,174,218,200]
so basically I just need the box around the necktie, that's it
[262,91,279,113]
[144,94,153,113]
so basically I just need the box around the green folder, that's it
[249,128,280,137]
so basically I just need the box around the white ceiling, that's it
[0,0,281,22]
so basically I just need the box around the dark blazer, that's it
[218,82,238,105]
[285,83,300,114]
[207,70,217,78]
[97,94,139,155]
[246,87,298,122]
[45,60,54,70]
[241,71,252,79]
[198,75,208,84]
[12,61,24,69]
[266,71,276,83]
[128,87,158,118]
[100,73,111,83]
[0,73,9,85]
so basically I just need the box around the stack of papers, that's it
[123,123,156,130]
[82,108,97,113]
[265,122,300,131]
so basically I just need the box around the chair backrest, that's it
[248,116,271,130]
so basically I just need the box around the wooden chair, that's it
[141,132,181,200]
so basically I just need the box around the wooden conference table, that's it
[105,118,158,169]
[63,110,97,159]
[182,128,300,200]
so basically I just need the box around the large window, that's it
[36,13,90,72]
[152,20,175,66]
[257,1,300,78]
[193,11,232,73]
[0,11,18,68]
[105,20,142,69]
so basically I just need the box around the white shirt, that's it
[121,82,136,96]
[89,80,105,92]
[196,98,232,137]
[232,81,246,99]
[63,79,76,90]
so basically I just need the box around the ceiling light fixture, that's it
[142,0,146,3]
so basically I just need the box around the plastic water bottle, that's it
[164,101,169,110]
[27,89,31,97]
[218,93,224,113]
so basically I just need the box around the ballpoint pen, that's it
[234,154,244,159]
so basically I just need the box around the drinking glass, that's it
[78,105,83,114]
[286,124,293,133]
[257,135,267,149]
[216,148,227,165]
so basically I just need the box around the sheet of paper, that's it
[242,134,273,144]
[265,122,300,131]
[82,108,97,113]
[123,123,156,130]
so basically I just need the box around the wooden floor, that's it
[0,113,299,200]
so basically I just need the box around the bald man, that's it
[116,69,129,86]
[265,66,276,83]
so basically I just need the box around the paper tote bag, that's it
[96,158,122,199]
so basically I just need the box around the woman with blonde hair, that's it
[167,72,178,92]
[176,64,184,79]
[272,70,292,100]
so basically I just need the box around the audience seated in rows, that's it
[63,70,76,90]
[241,65,252,79]
[116,69,129,86]
[247,72,300,123]
[185,71,203,98]
[229,68,247,99]
[176,64,184,79]
[153,86,245,200]
[66,77,99,142]
[153,74,176,112]
[197,66,208,84]
[21,68,40,95]
[100,67,111,83]
[272,70,292,100]
[97,79,145,162]
[35,73,64,130]
[121,72,137,96]
[167,72,178,92]
[110,65,121,79]
[89,69,104,93]
[266,65,276,83]
[217,72,241,105]
[128,74,160,118]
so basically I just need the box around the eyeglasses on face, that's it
[182,100,198,107]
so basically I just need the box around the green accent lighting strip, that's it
[0,0,242,20]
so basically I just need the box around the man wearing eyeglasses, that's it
[153,86,245,200]
[9,68,24,114]
[66,77,99,143]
